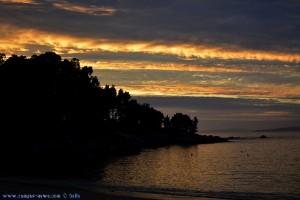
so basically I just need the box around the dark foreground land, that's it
[0,131,227,179]
[0,52,227,195]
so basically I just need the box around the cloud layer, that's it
[1,0,299,103]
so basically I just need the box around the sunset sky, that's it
[1,0,300,130]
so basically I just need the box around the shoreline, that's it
[0,177,220,200]
[0,178,152,200]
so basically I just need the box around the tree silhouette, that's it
[169,113,198,134]
[0,53,5,65]
[0,51,199,140]
[0,52,103,136]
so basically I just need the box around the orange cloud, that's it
[52,1,117,16]
[1,25,300,63]
[80,60,246,73]
[108,82,300,100]
[1,25,299,103]
[0,0,35,3]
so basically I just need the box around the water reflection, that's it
[99,132,300,197]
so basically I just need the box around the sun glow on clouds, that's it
[110,83,300,100]
[80,60,247,73]
[0,0,35,3]
[1,25,300,63]
[94,69,300,103]
[1,25,300,103]
[52,1,117,16]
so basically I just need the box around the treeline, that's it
[0,52,198,137]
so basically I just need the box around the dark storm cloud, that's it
[1,0,299,53]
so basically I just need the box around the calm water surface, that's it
[97,132,300,199]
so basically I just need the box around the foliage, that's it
[169,113,198,134]
[0,52,198,136]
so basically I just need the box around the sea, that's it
[95,131,300,200]
[2,131,298,200]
